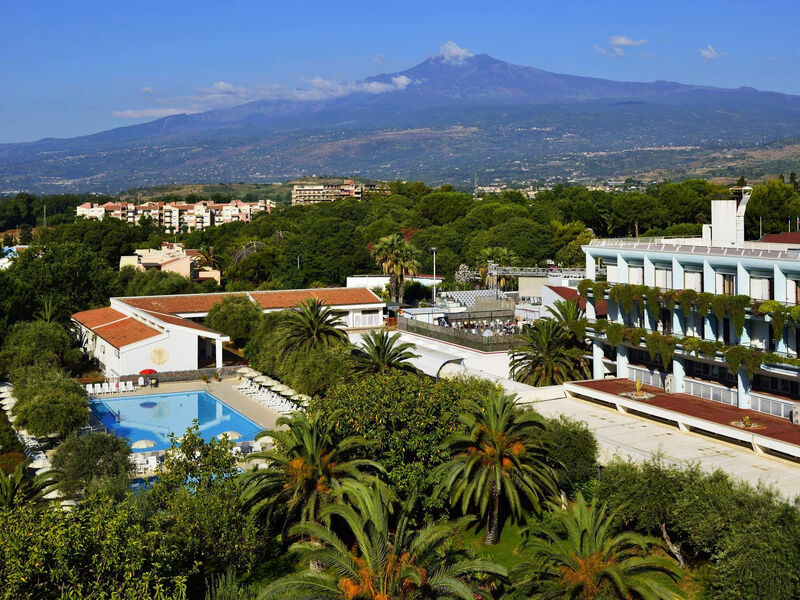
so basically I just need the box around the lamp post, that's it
[431,247,437,306]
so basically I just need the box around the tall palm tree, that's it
[279,298,349,357]
[261,481,507,600]
[371,234,404,302]
[509,319,590,386]
[350,330,420,375]
[0,460,62,507]
[546,298,589,345]
[241,412,382,532]
[435,390,557,545]
[513,493,685,600]
[371,234,421,304]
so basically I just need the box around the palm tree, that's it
[513,493,685,600]
[261,481,507,600]
[0,460,62,507]
[193,244,221,270]
[435,390,557,545]
[477,246,519,288]
[509,319,590,386]
[278,298,349,357]
[241,412,382,532]
[371,234,404,302]
[546,298,588,345]
[371,235,421,304]
[350,330,420,375]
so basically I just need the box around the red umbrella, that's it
[139,369,157,375]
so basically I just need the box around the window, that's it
[684,270,703,293]
[716,273,735,295]
[750,277,773,301]
[628,265,644,285]
[605,262,618,283]
[655,267,671,289]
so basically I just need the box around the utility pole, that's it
[759,216,762,239]
[431,247,437,305]
[43,204,46,228]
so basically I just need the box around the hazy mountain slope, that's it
[1,54,799,192]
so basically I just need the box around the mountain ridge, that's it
[2,53,800,192]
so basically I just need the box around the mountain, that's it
[2,54,800,193]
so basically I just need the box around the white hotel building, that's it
[580,187,800,423]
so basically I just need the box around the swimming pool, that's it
[90,390,263,452]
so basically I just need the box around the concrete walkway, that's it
[531,391,800,499]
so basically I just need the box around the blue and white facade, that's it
[583,188,800,420]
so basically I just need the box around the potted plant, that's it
[213,371,220,382]
[201,374,209,384]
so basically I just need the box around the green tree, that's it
[11,367,89,438]
[0,459,61,507]
[205,295,263,343]
[261,481,507,600]
[350,329,420,375]
[278,299,348,356]
[241,412,380,531]
[311,373,495,519]
[371,234,421,303]
[0,320,78,376]
[118,266,205,297]
[514,494,684,600]
[510,319,590,386]
[51,432,131,495]
[436,389,557,545]
[546,298,588,344]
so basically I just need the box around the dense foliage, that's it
[10,367,89,437]
[205,295,264,342]
[51,432,132,495]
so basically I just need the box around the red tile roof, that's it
[142,310,218,333]
[249,288,382,309]
[546,285,608,317]
[760,232,800,244]
[93,318,161,349]
[121,293,238,314]
[72,307,128,329]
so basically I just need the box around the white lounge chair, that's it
[101,382,110,394]
[137,376,145,388]
[125,380,134,393]
[85,384,93,395]
[147,456,158,472]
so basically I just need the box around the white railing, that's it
[684,377,737,406]
[628,364,666,388]
[751,392,795,420]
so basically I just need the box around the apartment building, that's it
[291,180,389,206]
[119,242,221,284]
[76,198,274,231]
[580,187,800,422]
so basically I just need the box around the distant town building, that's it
[291,180,389,206]
[76,198,275,232]
[0,245,28,270]
[119,242,221,284]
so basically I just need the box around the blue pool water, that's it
[90,391,262,452]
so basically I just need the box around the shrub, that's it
[11,367,89,437]
[310,372,498,520]
[0,412,23,455]
[0,451,25,475]
[52,432,132,494]
[542,416,598,497]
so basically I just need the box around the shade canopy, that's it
[279,387,297,397]
[139,369,157,375]
[218,430,242,440]
[236,367,252,374]
[244,371,261,379]
[292,394,311,404]
[273,385,292,394]
[253,375,271,384]
[131,439,157,449]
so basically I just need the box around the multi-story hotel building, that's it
[291,180,389,206]
[580,187,800,422]
[76,198,275,231]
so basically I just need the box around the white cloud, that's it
[699,44,721,60]
[595,35,646,58]
[373,53,385,65]
[113,74,416,119]
[609,35,646,48]
[111,108,193,119]
[439,41,473,65]
[140,86,156,94]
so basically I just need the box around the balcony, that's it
[397,317,520,352]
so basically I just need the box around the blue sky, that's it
[2,0,798,143]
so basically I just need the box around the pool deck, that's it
[99,377,281,432]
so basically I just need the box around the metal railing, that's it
[397,317,521,352]
[684,377,737,406]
